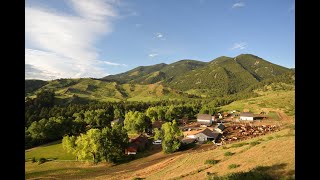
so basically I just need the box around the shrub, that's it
[224,151,234,156]
[205,159,219,165]
[267,136,274,140]
[31,157,36,163]
[207,170,273,180]
[228,164,240,169]
[38,158,47,165]
[231,142,248,148]
[250,141,261,146]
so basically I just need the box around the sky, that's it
[25,0,295,80]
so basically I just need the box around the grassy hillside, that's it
[26,78,189,103]
[25,140,76,161]
[235,54,291,80]
[220,86,295,116]
[25,127,294,179]
[167,55,292,97]
[25,79,48,95]
[102,63,168,84]
[26,54,294,101]
[103,60,207,85]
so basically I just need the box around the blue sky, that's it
[25,0,295,80]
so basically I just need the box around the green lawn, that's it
[268,111,280,121]
[25,141,76,161]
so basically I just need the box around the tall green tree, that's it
[124,111,147,133]
[62,135,78,160]
[75,129,102,163]
[158,120,183,153]
[146,107,158,122]
[100,124,129,162]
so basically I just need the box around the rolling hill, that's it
[25,54,294,101]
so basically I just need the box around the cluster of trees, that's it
[62,124,128,163]
[26,82,276,149]
[154,120,183,153]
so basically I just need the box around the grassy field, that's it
[25,127,295,179]
[25,140,76,161]
[220,90,294,116]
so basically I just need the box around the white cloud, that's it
[148,53,158,58]
[232,2,245,8]
[230,42,248,50]
[25,0,125,80]
[154,32,166,40]
[70,0,117,21]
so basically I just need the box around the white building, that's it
[197,114,213,126]
[239,112,254,121]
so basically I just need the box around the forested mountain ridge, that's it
[102,60,207,84]
[25,54,294,100]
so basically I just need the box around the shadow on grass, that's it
[114,145,162,165]
[26,167,95,179]
[207,163,294,180]
[38,140,62,147]
[179,142,197,151]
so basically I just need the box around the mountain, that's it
[169,54,292,95]
[103,54,292,97]
[102,60,207,84]
[26,54,294,101]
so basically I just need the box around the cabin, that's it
[125,134,148,155]
[184,128,221,143]
[111,118,124,127]
[197,114,212,126]
[125,146,137,155]
[239,112,254,121]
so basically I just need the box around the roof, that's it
[184,128,220,139]
[184,129,203,136]
[197,114,212,120]
[217,123,225,130]
[240,112,254,117]
[197,120,212,125]
[129,134,148,145]
[126,146,137,152]
[181,137,196,144]
[201,128,220,139]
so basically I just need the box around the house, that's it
[183,128,221,143]
[181,137,196,144]
[215,123,225,133]
[239,112,254,121]
[125,146,137,155]
[197,114,212,126]
[111,118,124,127]
[125,134,148,155]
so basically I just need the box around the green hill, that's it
[25,78,188,103]
[25,54,294,101]
[25,79,48,95]
[168,54,292,97]
[102,60,207,84]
